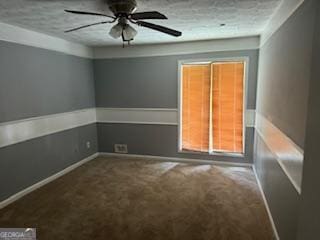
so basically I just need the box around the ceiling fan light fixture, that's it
[109,23,123,39]
[65,0,182,45]
[122,24,137,41]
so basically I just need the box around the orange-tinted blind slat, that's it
[211,62,244,153]
[182,65,210,152]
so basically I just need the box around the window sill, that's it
[178,150,244,158]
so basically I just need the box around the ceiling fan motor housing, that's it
[107,0,137,16]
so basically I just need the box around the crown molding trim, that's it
[93,36,260,59]
[260,0,305,47]
[0,21,259,59]
[0,22,93,58]
[0,0,305,59]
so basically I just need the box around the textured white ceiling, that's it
[0,0,281,46]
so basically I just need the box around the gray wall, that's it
[0,124,97,201]
[98,124,254,163]
[297,1,320,239]
[94,50,258,163]
[0,41,97,202]
[256,0,316,149]
[94,50,258,109]
[254,0,318,239]
[254,134,300,239]
[0,40,95,123]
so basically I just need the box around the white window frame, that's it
[177,57,250,157]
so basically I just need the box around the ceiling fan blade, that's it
[136,21,182,37]
[65,10,115,19]
[65,21,110,33]
[130,11,167,20]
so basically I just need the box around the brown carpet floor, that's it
[0,157,275,240]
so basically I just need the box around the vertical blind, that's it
[181,62,244,153]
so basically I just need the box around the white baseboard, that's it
[0,153,99,210]
[253,166,280,240]
[0,150,278,240]
[0,152,252,209]
[98,152,253,167]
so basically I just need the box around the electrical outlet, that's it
[114,144,128,154]
[86,141,91,149]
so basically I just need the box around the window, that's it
[179,59,246,154]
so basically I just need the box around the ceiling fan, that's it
[64,0,182,46]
